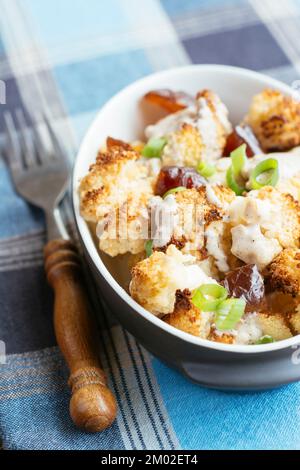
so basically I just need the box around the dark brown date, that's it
[222,264,265,308]
[155,166,207,196]
[144,89,194,113]
[223,125,262,158]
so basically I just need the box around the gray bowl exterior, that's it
[81,242,300,391]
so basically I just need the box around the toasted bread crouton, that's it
[80,143,155,256]
[268,248,300,296]
[130,245,217,316]
[257,312,293,341]
[163,289,213,338]
[146,90,232,165]
[245,89,300,152]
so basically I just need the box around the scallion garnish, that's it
[192,284,228,312]
[163,186,186,198]
[145,240,153,257]
[255,335,274,344]
[226,144,247,195]
[197,161,216,178]
[215,298,246,331]
[142,137,167,158]
[231,144,247,175]
[226,166,245,196]
[249,158,279,190]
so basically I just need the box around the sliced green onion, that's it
[226,144,247,195]
[163,186,186,198]
[231,144,247,176]
[255,335,274,344]
[142,137,167,158]
[215,298,246,331]
[249,158,279,190]
[145,240,153,257]
[197,161,216,178]
[226,166,245,196]
[192,284,228,312]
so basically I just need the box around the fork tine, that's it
[29,114,49,163]
[43,112,68,161]
[15,109,36,168]
[3,111,23,174]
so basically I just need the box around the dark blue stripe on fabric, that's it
[182,23,291,71]
[0,163,45,238]
[0,266,56,354]
[0,349,124,450]
[123,330,164,450]
[136,342,176,450]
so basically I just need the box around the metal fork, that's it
[4,110,117,432]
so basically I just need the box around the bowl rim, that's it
[72,63,300,355]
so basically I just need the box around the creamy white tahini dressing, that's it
[205,222,230,273]
[205,184,222,207]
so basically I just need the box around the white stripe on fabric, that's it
[250,0,300,74]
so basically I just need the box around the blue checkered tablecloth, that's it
[1,0,300,450]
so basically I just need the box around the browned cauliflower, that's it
[268,248,300,296]
[228,187,300,271]
[130,245,217,316]
[245,89,300,152]
[145,89,232,166]
[164,289,213,338]
[79,141,155,256]
[150,186,236,265]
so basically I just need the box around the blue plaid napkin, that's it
[1,0,300,450]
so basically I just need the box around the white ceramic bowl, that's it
[72,65,300,390]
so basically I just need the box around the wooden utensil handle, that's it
[44,239,117,433]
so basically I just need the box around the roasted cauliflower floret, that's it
[268,248,300,296]
[245,89,300,152]
[228,187,300,270]
[79,142,155,256]
[130,245,216,316]
[150,186,237,268]
[145,89,232,165]
[163,289,213,338]
[253,186,300,248]
[161,123,204,167]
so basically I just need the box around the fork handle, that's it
[44,239,117,433]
